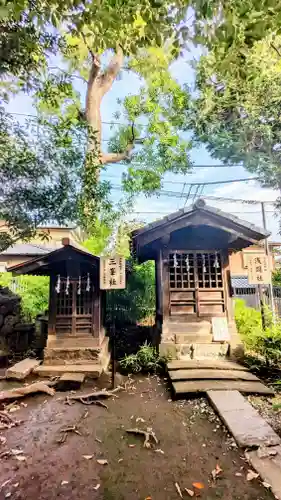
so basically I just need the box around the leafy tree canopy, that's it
[189,0,281,192]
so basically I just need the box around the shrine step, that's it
[179,342,229,359]
[163,321,211,336]
[44,337,109,366]
[34,363,104,379]
[174,333,213,344]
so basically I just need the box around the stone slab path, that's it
[169,369,259,381]
[6,358,41,380]
[168,359,248,371]
[207,390,280,448]
[246,446,281,500]
[173,379,274,395]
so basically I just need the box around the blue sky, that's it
[6,52,280,240]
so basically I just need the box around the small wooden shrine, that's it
[131,199,270,360]
[8,238,109,375]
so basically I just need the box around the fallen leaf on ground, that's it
[95,437,102,443]
[185,489,194,497]
[211,464,223,480]
[145,497,152,500]
[129,444,136,448]
[0,436,7,445]
[11,449,24,455]
[175,482,183,498]
[262,481,271,488]
[13,483,19,488]
[5,493,11,498]
[94,484,100,491]
[1,479,11,488]
[118,458,123,463]
[155,449,164,454]
[235,472,243,477]
[97,459,108,465]
[246,470,259,481]
[136,417,145,423]
[192,482,204,490]
[82,455,93,460]
[14,455,26,461]
[257,446,277,459]
[61,481,69,486]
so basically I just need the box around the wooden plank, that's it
[169,369,259,382]
[168,359,247,371]
[173,380,274,396]
[208,390,280,448]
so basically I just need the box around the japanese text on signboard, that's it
[100,256,126,289]
[247,253,271,285]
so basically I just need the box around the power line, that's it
[103,176,259,186]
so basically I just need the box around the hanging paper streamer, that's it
[65,275,70,296]
[185,254,190,271]
[213,252,220,269]
[77,276,81,295]
[173,253,178,269]
[55,274,61,294]
[202,254,207,273]
[86,273,90,292]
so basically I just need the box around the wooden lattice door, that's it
[56,279,93,336]
[168,251,225,316]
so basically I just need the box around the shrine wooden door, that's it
[168,251,226,317]
[55,278,94,336]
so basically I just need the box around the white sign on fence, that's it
[100,256,126,290]
[246,253,271,285]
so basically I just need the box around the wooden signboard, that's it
[212,317,230,342]
[100,256,126,290]
[246,253,271,285]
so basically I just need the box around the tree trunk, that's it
[85,46,134,176]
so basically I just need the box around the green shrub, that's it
[119,342,170,374]
[235,299,281,366]
[0,273,49,321]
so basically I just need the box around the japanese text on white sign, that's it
[100,256,126,290]
[247,253,271,285]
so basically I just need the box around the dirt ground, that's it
[0,375,275,500]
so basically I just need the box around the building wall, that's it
[229,245,275,276]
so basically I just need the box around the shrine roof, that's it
[131,199,271,262]
[7,238,99,276]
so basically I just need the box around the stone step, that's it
[34,363,103,379]
[175,333,213,344]
[180,342,229,359]
[169,369,259,382]
[173,380,274,397]
[164,322,211,334]
[47,336,101,348]
[44,337,109,366]
[6,358,41,380]
[168,359,247,371]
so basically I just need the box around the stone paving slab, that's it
[169,369,258,382]
[168,359,247,371]
[34,364,102,379]
[246,446,281,499]
[6,358,41,380]
[173,380,274,397]
[208,390,280,448]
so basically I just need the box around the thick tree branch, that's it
[101,142,134,165]
[271,42,281,58]
[100,46,124,96]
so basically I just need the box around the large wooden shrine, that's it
[131,199,270,360]
[8,238,109,376]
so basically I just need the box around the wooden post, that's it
[162,247,170,322]
[48,274,56,336]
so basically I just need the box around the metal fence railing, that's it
[233,286,281,317]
